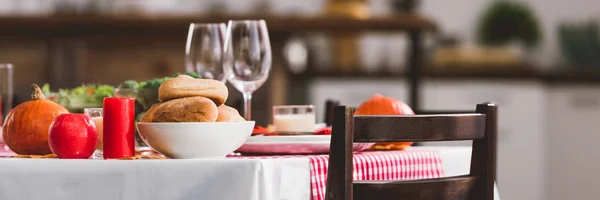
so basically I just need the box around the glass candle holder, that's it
[0,64,13,123]
[84,108,103,159]
[273,105,316,133]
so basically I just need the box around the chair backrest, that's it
[325,103,497,200]
[324,99,341,126]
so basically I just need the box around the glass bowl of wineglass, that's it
[223,20,272,120]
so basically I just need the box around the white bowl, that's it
[136,121,255,159]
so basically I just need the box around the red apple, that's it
[48,113,98,159]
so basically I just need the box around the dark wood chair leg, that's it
[325,106,355,200]
[470,103,497,200]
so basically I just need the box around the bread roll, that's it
[216,105,245,122]
[151,96,218,122]
[158,75,228,106]
[141,103,160,122]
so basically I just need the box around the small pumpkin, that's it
[354,94,414,150]
[2,84,69,155]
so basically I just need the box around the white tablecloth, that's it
[0,147,498,200]
[0,158,310,200]
[432,146,501,199]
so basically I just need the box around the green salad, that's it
[42,83,115,112]
[60,84,114,105]
[40,72,201,113]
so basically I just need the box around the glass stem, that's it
[243,92,252,120]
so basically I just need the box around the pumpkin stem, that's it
[31,84,46,100]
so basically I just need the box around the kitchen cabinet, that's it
[546,85,600,200]
[420,79,546,200]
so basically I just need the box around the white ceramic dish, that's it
[136,121,255,159]
[236,135,374,155]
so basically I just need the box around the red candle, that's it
[102,97,135,159]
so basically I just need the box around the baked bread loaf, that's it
[216,105,245,122]
[141,103,160,122]
[150,96,218,122]
[158,75,228,106]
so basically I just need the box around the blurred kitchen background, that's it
[0,0,598,199]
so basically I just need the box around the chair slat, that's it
[353,176,478,200]
[353,114,486,142]
[415,110,474,115]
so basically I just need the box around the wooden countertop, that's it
[0,14,436,36]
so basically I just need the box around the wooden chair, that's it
[324,99,341,126]
[325,103,497,200]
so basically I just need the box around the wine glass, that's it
[185,23,228,82]
[0,64,13,123]
[224,20,272,120]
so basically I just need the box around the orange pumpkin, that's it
[2,84,69,155]
[354,94,414,150]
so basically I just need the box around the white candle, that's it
[274,114,315,132]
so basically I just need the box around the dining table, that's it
[0,145,500,200]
